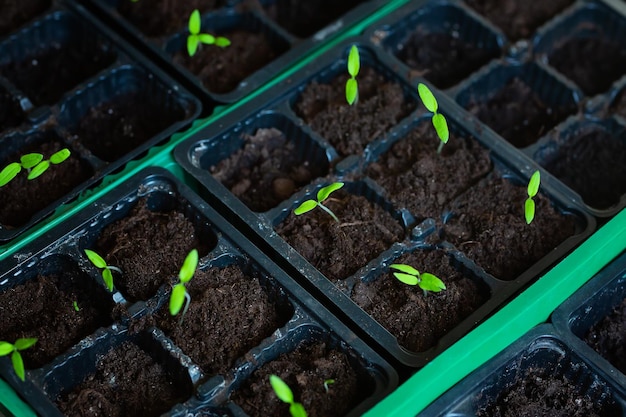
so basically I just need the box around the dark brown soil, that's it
[464,0,574,41]
[366,122,492,221]
[276,189,405,281]
[541,125,626,210]
[396,30,498,89]
[93,199,212,302]
[0,261,114,369]
[68,92,184,162]
[351,249,488,352]
[0,138,93,228]
[232,341,368,417]
[548,36,626,96]
[476,366,613,417]
[464,77,575,148]
[210,127,327,212]
[117,0,227,38]
[442,174,578,281]
[0,88,25,132]
[585,297,626,375]
[57,341,191,417]
[0,39,116,106]
[294,67,416,157]
[173,30,284,94]
[0,0,51,36]
[154,264,289,376]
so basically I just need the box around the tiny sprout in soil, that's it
[270,374,308,417]
[73,301,80,312]
[84,249,122,292]
[525,170,541,224]
[187,9,231,57]
[0,338,37,381]
[323,378,335,393]
[0,148,71,187]
[417,83,449,154]
[390,263,446,294]
[294,182,344,223]
[345,45,360,105]
[169,249,198,325]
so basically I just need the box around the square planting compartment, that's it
[531,117,626,216]
[0,0,52,36]
[0,11,117,107]
[420,325,626,416]
[454,61,578,148]
[534,3,626,97]
[377,2,502,89]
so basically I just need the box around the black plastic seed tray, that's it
[0,167,397,417]
[0,1,201,244]
[173,37,594,369]
[75,0,389,105]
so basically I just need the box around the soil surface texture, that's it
[366,122,492,221]
[0,138,93,228]
[153,264,289,376]
[442,173,578,281]
[351,249,488,352]
[541,125,626,210]
[548,36,626,97]
[464,0,574,41]
[174,30,284,94]
[210,127,327,212]
[464,77,575,148]
[94,199,211,302]
[69,92,184,162]
[232,341,368,417]
[118,0,227,38]
[476,366,615,417]
[277,189,405,281]
[295,67,415,157]
[396,29,498,89]
[585,297,626,375]
[57,341,190,417]
[0,261,114,369]
[0,88,24,132]
[0,0,51,35]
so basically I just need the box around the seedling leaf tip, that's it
[269,375,308,417]
[84,249,121,292]
[187,9,231,57]
[417,83,449,153]
[0,148,71,187]
[345,45,360,105]
[170,249,199,323]
[390,263,446,293]
[525,170,541,224]
[294,182,344,223]
[0,338,37,381]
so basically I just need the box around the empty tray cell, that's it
[261,0,367,38]
[382,3,501,89]
[0,254,115,370]
[455,62,577,148]
[534,118,626,212]
[463,0,574,41]
[0,11,117,106]
[60,65,193,163]
[168,12,290,95]
[0,82,25,132]
[0,129,93,229]
[535,4,626,97]
[0,0,51,36]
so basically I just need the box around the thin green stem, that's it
[318,203,340,223]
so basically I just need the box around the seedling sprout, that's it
[293,182,344,223]
[390,263,446,294]
[0,148,71,187]
[169,249,198,325]
[323,378,335,393]
[269,374,307,417]
[73,301,80,312]
[0,338,37,381]
[187,9,230,57]
[84,249,121,292]
[525,170,541,224]
[345,45,360,105]
[417,83,449,154]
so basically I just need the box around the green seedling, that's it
[417,83,449,154]
[269,374,307,417]
[0,338,37,381]
[525,170,541,224]
[293,182,344,223]
[390,263,446,294]
[169,249,198,324]
[187,9,230,57]
[323,378,335,393]
[73,301,80,312]
[84,249,121,292]
[0,148,71,187]
[345,45,360,105]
